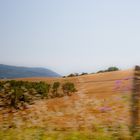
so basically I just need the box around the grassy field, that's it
[0,69,136,139]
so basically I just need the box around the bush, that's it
[0,81,50,109]
[52,82,60,97]
[62,82,77,96]
[33,82,49,97]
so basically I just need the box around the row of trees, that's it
[64,67,119,77]
[97,67,119,73]
[63,72,88,78]
[0,80,77,109]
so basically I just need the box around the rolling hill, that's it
[0,69,134,139]
[0,64,60,79]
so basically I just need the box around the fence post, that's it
[131,66,140,135]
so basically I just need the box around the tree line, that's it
[64,67,119,77]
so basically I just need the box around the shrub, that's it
[33,82,51,98]
[52,82,60,97]
[1,86,31,109]
[62,82,77,96]
[0,81,50,109]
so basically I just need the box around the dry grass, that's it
[0,69,134,139]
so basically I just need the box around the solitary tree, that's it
[107,67,119,72]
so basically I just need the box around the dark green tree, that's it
[107,67,119,72]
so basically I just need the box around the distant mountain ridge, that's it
[0,64,61,79]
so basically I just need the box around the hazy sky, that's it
[0,0,140,75]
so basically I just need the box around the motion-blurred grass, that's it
[0,127,134,140]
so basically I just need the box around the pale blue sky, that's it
[0,0,140,75]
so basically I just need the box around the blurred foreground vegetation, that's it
[0,127,136,140]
